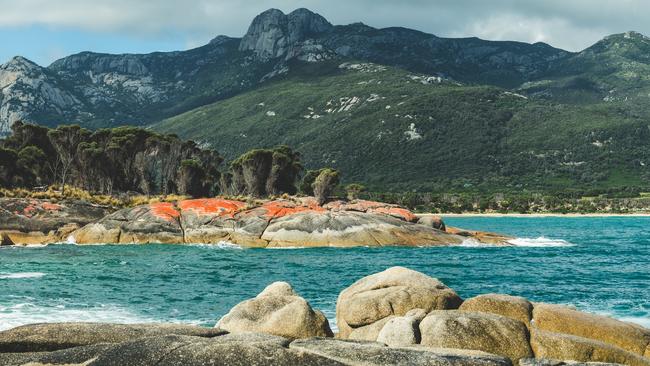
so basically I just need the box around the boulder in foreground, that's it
[216,281,333,339]
[336,266,462,339]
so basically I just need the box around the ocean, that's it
[1,216,649,331]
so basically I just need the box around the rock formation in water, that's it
[1,267,649,365]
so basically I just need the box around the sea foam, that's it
[0,272,46,279]
[507,237,574,247]
[0,302,157,331]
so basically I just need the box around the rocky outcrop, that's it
[530,329,650,366]
[419,310,533,362]
[1,267,650,365]
[459,294,533,329]
[0,323,223,353]
[67,197,511,247]
[216,282,333,339]
[239,8,333,59]
[0,198,110,245]
[336,266,463,339]
[532,303,650,356]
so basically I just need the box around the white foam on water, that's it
[0,272,46,279]
[187,241,243,250]
[458,238,493,247]
[619,316,650,328]
[0,302,157,331]
[507,237,574,247]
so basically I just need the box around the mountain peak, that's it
[239,8,332,58]
[2,56,40,71]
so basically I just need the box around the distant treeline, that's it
[0,122,346,203]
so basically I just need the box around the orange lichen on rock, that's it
[178,199,247,217]
[369,207,419,222]
[260,200,326,219]
[149,202,180,221]
[41,202,63,211]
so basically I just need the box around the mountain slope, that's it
[155,61,650,192]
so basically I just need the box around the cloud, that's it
[0,0,647,51]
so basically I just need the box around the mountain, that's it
[2,8,650,194]
[1,8,570,134]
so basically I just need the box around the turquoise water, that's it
[1,217,649,331]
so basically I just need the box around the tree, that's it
[313,168,340,205]
[299,169,324,196]
[47,125,90,195]
[345,184,366,201]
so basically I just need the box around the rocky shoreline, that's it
[0,197,511,247]
[1,267,648,365]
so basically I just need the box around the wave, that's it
[187,241,243,250]
[0,272,46,279]
[506,237,574,247]
[619,316,650,328]
[0,302,158,331]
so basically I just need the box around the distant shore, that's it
[423,212,650,218]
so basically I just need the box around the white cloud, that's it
[0,0,648,51]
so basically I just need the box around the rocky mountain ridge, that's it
[3,7,631,136]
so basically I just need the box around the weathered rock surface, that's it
[418,215,446,231]
[0,343,114,366]
[519,358,626,366]
[376,309,427,347]
[460,294,533,328]
[532,303,650,355]
[66,197,509,247]
[419,310,533,363]
[530,329,650,366]
[337,266,463,339]
[0,198,109,245]
[0,322,223,353]
[216,282,333,339]
[290,338,512,366]
[240,8,333,59]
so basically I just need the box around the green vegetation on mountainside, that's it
[155,60,650,194]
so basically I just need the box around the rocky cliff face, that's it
[0,57,82,134]
[239,8,333,59]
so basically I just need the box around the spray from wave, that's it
[187,241,242,250]
[507,237,574,247]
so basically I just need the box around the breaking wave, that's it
[0,272,46,279]
[507,237,574,247]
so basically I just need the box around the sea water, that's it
[0,217,648,331]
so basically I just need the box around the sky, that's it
[1,0,648,66]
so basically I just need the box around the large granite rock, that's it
[216,282,333,339]
[239,8,333,59]
[0,322,223,353]
[336,266,463,339]
[532,303,650,355]
[0,198,109,245]
[0,343,114,366]
[88,333,343,366]
[376,309,427,347]
[460,294,533,328]
[419,310,533,363]
[530,328,650,366]
[70,197,502,247]
[290,338,512,366]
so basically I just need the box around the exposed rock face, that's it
[418,215,446,231]
[376,309,427,347]
[289,338,512,366]
[239,8,333,58]
[459,294,533,329]
[0,198,109,245]
[336,266,463,339]
[532,303,650,355]
[0,323,223,353]
[216,281,333,339]
[530,329,650,366]
[68,197,505,247]
[0,56,81,134]
[419,310,533,363]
